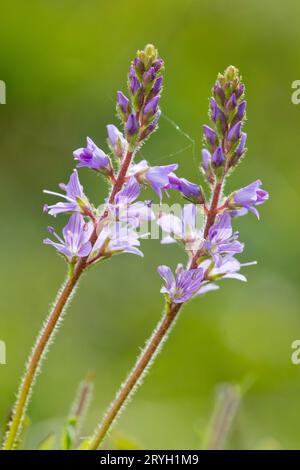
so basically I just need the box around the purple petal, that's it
[157,265,175,292]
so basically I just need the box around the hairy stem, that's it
[87,179,224,449]
[4,147,137,450]
[3,260,85,450]
[87,303,181,450]
[108,151,133,203]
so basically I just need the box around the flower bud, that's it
[212,147,225,167]
[202,149,211,171]
[126,113,139,135]
[117,91,130,115]
[228,121,242,142]
[107,124,128,158]
[144,95,160,116]
[153,76,163,95]
[203,125,218,149]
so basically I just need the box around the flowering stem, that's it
[109,151,133,203]
[3,147,137,451]
[87,179,224,450]
[203,181,223,238]
[87,302,181,450]
[2,259,86,450]
[190,179,224,269]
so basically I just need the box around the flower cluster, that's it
[43,45,178,267]
[157,66,269,305]
[43,56,268,306]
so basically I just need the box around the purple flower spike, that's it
[44,213,93,261]
[212,147,225,167]
[73,137,111,173]
[158,265,204,303]
[203,125,217,146]
[117,91,130,113]
[228,121,242,142]
[232,180,269,218]
[43,170,91,217]
[203,213,244,267]
[144,95,160,115]
[126,113,139,135]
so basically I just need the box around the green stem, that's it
[2,260,85,450]
[87,179,224,450]
[87,302,181,450]
[3,147,137,450]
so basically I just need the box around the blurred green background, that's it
[1,0,300,450]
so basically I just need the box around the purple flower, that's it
[129,66,141,95]
[236,83,245,98]
[146,109,161,134]
[157,204,202,253]
[111,177,154,227]
[130,160,178,201]
[43,170,92,217]
[199,257,256,283]
[144,95,160,115]
[236,132,247,157]
[143,66,155,84]
[157,264,204,303]
[210,97,219,121]
[213,84,225,104]
[203,125,218,147]
[44,213,93,261]
[91,222,144,260]
[133,57,145,74]
[212,147,225,167]
[235,101,246,121]
[226,93,237,111]
[202,149,211,171]
[145,164,178,201]
[107,124,128,158]
[126,113,139,135]
[73,137,111,173]
[232,180,269,218]
[117,91,130,114]
[152,58,164,72]
[153,76,163,95]
[203,213,244,267]
[167,174,204,203]
[228,121,242,142]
